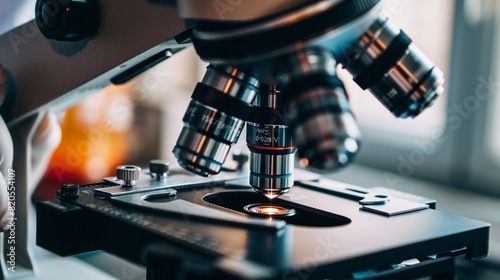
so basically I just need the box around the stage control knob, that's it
[35,0,100,41]
[149,160,169,180]
[59,183,80,198]
[117,165,141,187]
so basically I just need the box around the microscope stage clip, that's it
[111,192,285,231]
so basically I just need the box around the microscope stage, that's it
[37,172,489,279]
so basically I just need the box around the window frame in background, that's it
[466,0,500,196]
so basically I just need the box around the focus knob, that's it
[35,0,100,41]
[117,165,141,187]
[59,183,80,199]
[149,160,169,180]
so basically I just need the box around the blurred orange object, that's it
[45,85,133,186]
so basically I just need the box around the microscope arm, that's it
[0,1,187,127]
[0,1,190,278]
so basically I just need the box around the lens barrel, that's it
[173,3,443,196]
[344,16,444,118]
[280,48,361,170]
[173,65,259,176]
[247,86,295,198]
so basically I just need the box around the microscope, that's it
[171,0,444,201]
[0,0,489,279]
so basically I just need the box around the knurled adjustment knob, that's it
[59,183,80,199]
[149,160,169,180]
[117,165,141,187]
[35,0,100,41]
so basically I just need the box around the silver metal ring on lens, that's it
[182,100,245,143]
[280,48,361,171]
[290,88,360,170]
[247,125,293,149]
[174,65,259,176]
[203,65,259,103]
[174,127,231,176]
[344,16,444,118]
[249,151,294,195]
[277,48,337,85]
[249,152,293,176]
